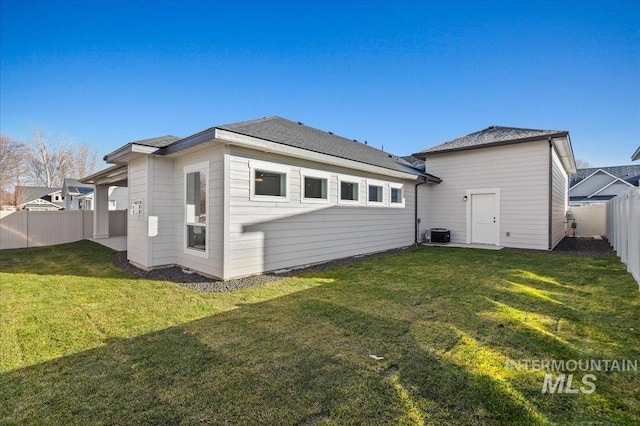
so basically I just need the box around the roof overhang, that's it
[633,146,640,161]
[81,164,128,187]
[103,143,161,164]
[549,134,576,174]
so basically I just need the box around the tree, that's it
[575,159,592,169]
[26,128,100,188]
[0,136,28,206]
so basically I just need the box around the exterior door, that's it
[471,193,498,244]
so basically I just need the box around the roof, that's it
[570,165,640,188]
[15,186,63,207]
[129,135,182,148]
[63,178,94,195]
[103,116,441,181]
[633,146,640,161]
[414,125,568,155]
[215,116,426,177]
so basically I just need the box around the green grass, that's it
[1,241,638,425]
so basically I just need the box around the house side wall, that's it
[424,140,550,250]
[108,187,129,210]
[226,146,416,279]
[594,181,635,197]
[174,145,225,278]
[149,157,176,267]
[570,172,615,197]
[551,147,569,248]
[127,156,150,267]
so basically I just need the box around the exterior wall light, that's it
[463,195,468,201]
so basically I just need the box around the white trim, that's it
[215,128,420,180]
[131,144,161,155]
[587,177,634,198]
[249,159,290,202]
[465,187,501,245]
[569,168,617,190]
[184,161,209,259]
[366,179,385,206]
[300,168,331,204]
[389,182,405,207]
[337,174,362,205]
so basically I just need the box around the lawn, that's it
[1,241,638,425]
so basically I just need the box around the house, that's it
[412,125,576,251]
[632,146,640,161]
[62,179,95,210]
[83,118,443,279]
[15,186,65,211]
[569,165,640,206]
[84,118,575,279]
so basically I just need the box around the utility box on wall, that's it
[430,228,451,243]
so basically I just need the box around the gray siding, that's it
[226,147,416,279]
[570,172,614,197]
[551,148,569,248]
[149,157,176,266]
[424,140,550,250]
[174,145,225,278]
[127,157,150,267]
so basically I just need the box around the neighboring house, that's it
[84,118,576,280]
[569,165,640,206]
[632,146,640,161]
[15,186,65,211]
[412,125,576,251]
[62,179,95,210]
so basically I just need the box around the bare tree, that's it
[575,159,592,169]
[0,136,28,207]
[26,128,100,188]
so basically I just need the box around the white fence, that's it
[569,204,606,236]
[606,187,640,288]
[0,210,127,250]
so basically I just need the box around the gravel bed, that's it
[113,246,415,293]
[113,237,615,293]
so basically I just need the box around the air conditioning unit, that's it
[430,228,451,243]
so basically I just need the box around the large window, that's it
[185,164,207,254]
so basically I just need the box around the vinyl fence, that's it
[0,210,127,250]
[568,204,606,237]
[606,187,640,288]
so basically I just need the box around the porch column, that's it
[93,184,109,239]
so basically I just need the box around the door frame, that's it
[465,187,501,245]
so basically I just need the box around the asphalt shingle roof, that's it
[414,125,568,155]
[570,165,640,188]
[217,116,425,176]
[15,186,61,205]
[131,135,182,148]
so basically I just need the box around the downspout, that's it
[548,138,553,250]
[415,178,428,245]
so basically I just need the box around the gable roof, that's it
[633,146,640,161]
[15,186,62,205]
[414,125,568,155]
[570,165,640,188]
[103,116,441,182]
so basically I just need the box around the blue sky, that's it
[1,1,638,167]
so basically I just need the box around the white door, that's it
[471,193,498,244]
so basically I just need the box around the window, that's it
[250,160,290,201]
[391,186,404,204]
[185,163,207,255]
[368,184,383,204]
[340,181,359,201]
[108,200,116,210]
[255,170,286,197]
[304,176,327,199]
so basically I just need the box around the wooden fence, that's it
[606,187,640,288]
[0,210,127,250]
